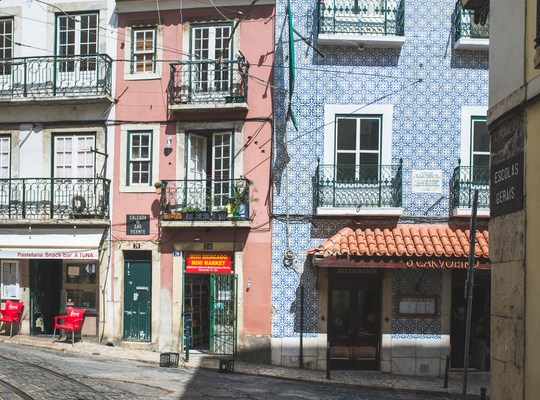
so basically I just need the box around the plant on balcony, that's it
[154,181,162,194]
[229,179,256,218]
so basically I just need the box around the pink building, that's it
[109,0,275,359]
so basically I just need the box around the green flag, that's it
[287,0,298,130]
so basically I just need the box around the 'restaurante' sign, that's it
[185,252,233,274]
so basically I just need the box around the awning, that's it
[0,228,104,260]
[309,224,489,269]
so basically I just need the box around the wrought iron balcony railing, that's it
[450,165,489,209]
[316,160,403,209]
[168,59,249,106]
[318,0,405,36]
[0,54,112,100]
[0,178,110,220]
[159,178,251,221]
[455,5,489,40]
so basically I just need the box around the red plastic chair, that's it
[0,300,24,338]
[53,307,86,346]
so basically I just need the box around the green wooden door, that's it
[123,261,151,341]
[209,274,237,355]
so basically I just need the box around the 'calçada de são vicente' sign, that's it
[185,252,233,274]
[490,152,524,217]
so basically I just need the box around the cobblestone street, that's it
[0,342,461,399]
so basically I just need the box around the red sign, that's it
[185,252,233,274]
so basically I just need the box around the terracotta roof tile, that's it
[309,224,489,259]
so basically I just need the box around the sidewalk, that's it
[0,335,489,399]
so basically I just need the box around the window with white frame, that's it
[335,115,381,182]
[0,18,13,76]
[131,27,156,73]
[471,117,489,182]
[56,13,98,73]
[0,136,10,179]
[128,131,152,185]
[322,104,394,211]
[191,24,232,95]
[54,134,95,179]
[1,260,20,300]
[184,131,232,210]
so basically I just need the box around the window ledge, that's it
[318,34,405,49]
[123,73,161,81]
[119,185,156,193]
[317,207,403,216]
[452,207,490,218]
[454,38,489,51]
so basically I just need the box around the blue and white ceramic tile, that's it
[271,0,488,337]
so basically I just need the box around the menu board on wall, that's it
[397,296,436,316]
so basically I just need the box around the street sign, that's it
[490,152,524,217]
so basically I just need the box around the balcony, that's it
[0,54,113,104]
[168,59,249,113]
[450,165,489,217]
[159,178,251,227]
[315,160,403,215]
[454,5,489,50]
[317,0,405,48]
[0,178,110,221]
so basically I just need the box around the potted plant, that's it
[182,204,200,220]
[154,181,162,194]
[230,178,254,219]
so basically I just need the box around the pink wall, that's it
[113,6,275,336]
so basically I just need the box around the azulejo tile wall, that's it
[272,0,488,338]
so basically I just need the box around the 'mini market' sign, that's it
[185,252,233,274]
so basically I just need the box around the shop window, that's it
[1,260,20,300]
[64,263,98,311]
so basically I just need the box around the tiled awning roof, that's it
[309,225,489,259]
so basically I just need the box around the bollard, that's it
[444,354,451,388]
[326,345,331,380]
[480,387,487,400]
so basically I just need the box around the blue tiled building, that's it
[271,0,490,376]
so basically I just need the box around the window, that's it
[185,132,232,209]
[191,24,232,94]
[471,117,489,182]
[54,134,95,179]
[0,18,13,76]
[128,131,152,185]
[56,13,98,73]
[321,104,395,212]
[335,115,381,182]
[0,136,10,179]
[65,263,98,311]
[1,261,20,300]
[131,28,156,73]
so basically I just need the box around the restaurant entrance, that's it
[328,273,381,370]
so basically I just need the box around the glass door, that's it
[328,284,380,369]
[56,13,99,92]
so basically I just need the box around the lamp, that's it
[164,137,173,155]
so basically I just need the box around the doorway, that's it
[328,282,380,370]
[30,260,62,335]
[123,251,152,342]
[183,273,237,355]
[450,271,490,370]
